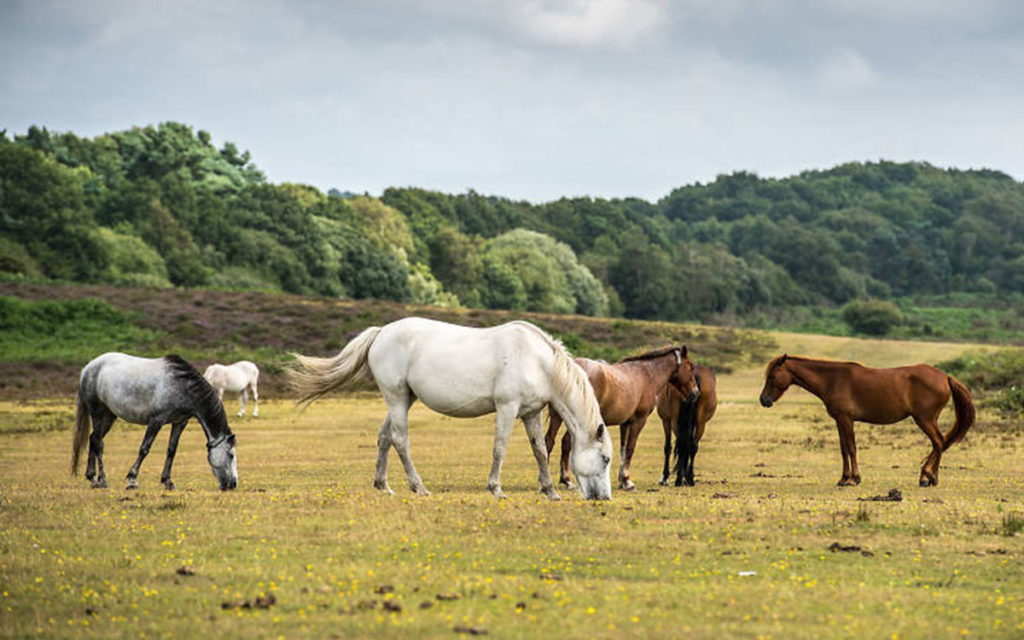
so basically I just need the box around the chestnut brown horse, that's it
[657,364,717,487]
[759,354,975,487]
[545,346,698,491]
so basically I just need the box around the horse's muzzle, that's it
[221,479,238,491]
[759,394,773,408]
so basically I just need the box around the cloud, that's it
[511,0,669,49]
[817,48,877,92]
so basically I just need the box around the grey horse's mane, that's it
[163,355,230,434]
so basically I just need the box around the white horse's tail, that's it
[288,326,382,408]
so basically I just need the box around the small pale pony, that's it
[203,361,260,418]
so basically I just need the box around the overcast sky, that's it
[2,0,1022,202]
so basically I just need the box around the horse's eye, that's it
[601,454,611,465]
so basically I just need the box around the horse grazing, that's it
[71,353,238,491]
[288,317,613,500]
[657,364,717,487]
[545,346,698,491]
[759,354,975,487]
[204,361,260,417]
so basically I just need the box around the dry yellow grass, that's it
[1,334,1022,638]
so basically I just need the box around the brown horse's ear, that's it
[780,354,788,364]
[680,345,688,359]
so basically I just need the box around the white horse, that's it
[288,317,612,500]
[72,353,238,491]
[203,361,260,417]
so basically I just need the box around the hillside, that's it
[3,123,1024,334]
[0,282,774,400]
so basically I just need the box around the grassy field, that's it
[2,332,1023,639]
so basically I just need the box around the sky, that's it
[2,0,1023,203]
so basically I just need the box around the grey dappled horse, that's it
[71,353,238,491]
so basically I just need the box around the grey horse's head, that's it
[207,433,237,490]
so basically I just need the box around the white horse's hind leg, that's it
[523,412,560,500]
[380,390,429,496]
[487,403,518,499]
[250,381,259,418]
[373,416,394,494]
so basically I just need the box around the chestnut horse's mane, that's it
[765,354,862,375]
[616,346,679,365]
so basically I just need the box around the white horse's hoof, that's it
[412,486,431,497]
[543,488,561,501]
[125,480,138,491]
[373,481,394,495]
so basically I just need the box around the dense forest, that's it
[3,122,1024,329]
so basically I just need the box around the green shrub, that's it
[840,299,904,336]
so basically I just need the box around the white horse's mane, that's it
[507,321,602,437]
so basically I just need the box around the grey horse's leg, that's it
[159,420,188,490]
[125,418,166,489]
[523,411,560,500]
[486,403,519,499]
[86,408,116,489]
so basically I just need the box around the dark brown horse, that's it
[759,354,975,487]
[657,364,717,486]
[545,346,698,490]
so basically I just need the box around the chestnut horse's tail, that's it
[71,388,91,476]
[942,376,975,452]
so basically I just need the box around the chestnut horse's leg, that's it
[834,416,860,486]
[914,416,944,487]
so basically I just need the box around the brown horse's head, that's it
[669,346,699,401]
[759,354,792,408]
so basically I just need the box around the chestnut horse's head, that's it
[759,354,793,408]
[669,346,699,401]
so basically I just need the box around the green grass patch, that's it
[0,296,161,363]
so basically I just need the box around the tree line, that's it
[3,122,1023,323]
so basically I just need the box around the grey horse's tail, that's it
[71,387,90,476]
[287,326,382,409]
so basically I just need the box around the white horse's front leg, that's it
[523,412,560,500]
[237,389,247,417]
[487,404,518,499]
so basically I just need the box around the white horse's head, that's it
[207,433,238,490]
[570,422,612,500]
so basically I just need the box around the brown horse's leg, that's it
[620,417,647,491]
[914,417,944,487]
[618,421,637,490]
[544,410,561,455]
[834,416,859,486]
[559,431,573,489]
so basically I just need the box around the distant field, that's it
[2,332,1021,638]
